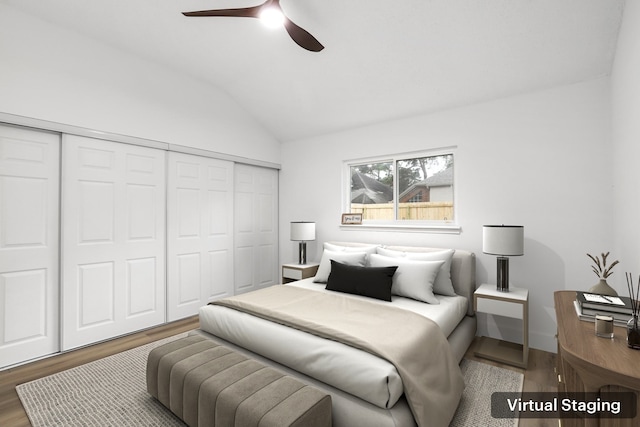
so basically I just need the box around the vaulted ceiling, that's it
[2,0,625,142]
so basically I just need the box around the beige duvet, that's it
[212,285,464,427]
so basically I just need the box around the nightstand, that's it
[473,283,529,368]
[281,263,319,284]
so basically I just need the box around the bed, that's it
[195,242,477,427]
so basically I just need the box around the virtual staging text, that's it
[491,392,637,419]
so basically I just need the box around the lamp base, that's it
[497,256,509,292]
[298,241,307,265]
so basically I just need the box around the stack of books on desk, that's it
[574,291,634,326]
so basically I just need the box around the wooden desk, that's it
[555,291,640,427]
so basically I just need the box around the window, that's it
[408,193,422,203]
[345,150,455,227]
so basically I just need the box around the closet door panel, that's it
[208,249,231,299]
[2,270,47,341]
[78,262,114,327]
[177,188,200,237]
[257,188,277,287]
[0,124,59,369]
[2,177,48,247]
[62,135,165,350]
[127,184,157,240]
[78,180,115,243]
[126,257,158,316]
[234,185,254,293]
[167,153,234,321]
[234,164,278,294]
[177,253,201,305]
[234,246,254,293]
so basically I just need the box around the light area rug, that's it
[451,359,523,427]
[17,335,523,427]
[17,334,188,427]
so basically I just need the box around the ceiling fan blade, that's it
[183,0,324,52]
[182,6,261,19]
[283,17,324,52]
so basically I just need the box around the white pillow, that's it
[368,254,444,304]
[324,242,379,258]
[313,250,367,283]
[376,248,456,296]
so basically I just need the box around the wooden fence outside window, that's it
[350,202,453,221]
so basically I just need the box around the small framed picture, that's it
[341,213,363,225]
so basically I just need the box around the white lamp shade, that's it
[483,225,524,256]
[290,222,316,241]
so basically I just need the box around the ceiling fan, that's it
[182,0,324,52]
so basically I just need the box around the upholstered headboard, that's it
[327,242,477,316]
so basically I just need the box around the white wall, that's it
[280,78,613,352]
[612,1,640,285]
[0,4,280,165]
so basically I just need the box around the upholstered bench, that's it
[147,334,332,427]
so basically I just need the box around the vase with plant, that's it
[625,272,640,349]
[587,252,619,296]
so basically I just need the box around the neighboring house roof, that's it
[424,167,453,187]
[399,167,453,200]
[351,171,393,204]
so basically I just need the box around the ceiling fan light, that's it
[259,7,285,28]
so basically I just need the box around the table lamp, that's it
[290,221,315,264]
[483,225,524,292]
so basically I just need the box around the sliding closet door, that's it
[166,152,234,321]
[234,164,278,294]
[61,135,166,350]
[0,124,59,369]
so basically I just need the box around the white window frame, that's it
[341,147,460,234]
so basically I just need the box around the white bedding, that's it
[198,278,468,409]
[290,278,468,337]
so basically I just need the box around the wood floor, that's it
[1,318,557,427]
